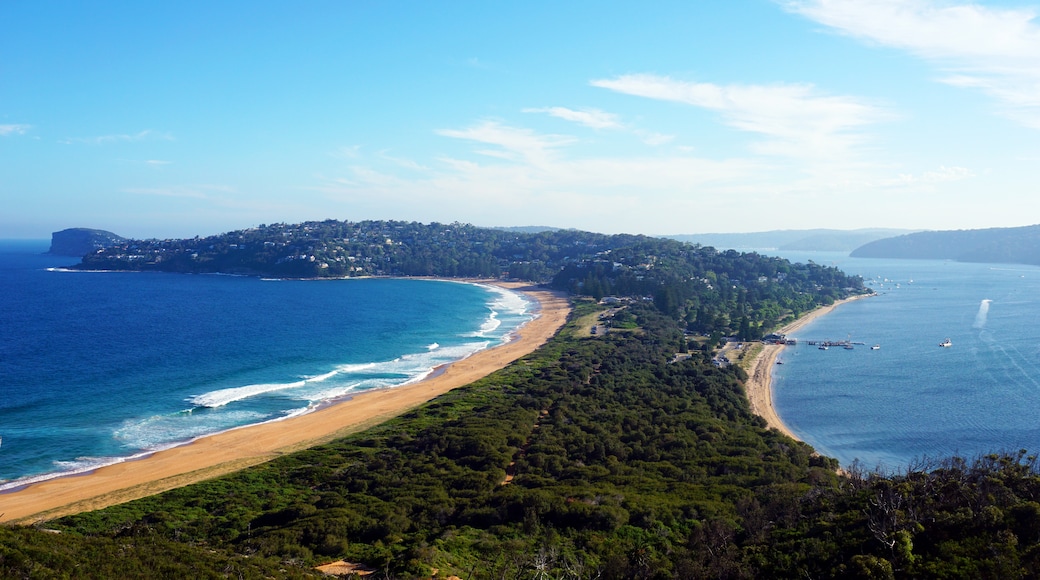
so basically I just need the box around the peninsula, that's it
[31,220,1013,579]
[850,223,1040,266]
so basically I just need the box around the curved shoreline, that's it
[744,294,872,441]
[1,282,571,524]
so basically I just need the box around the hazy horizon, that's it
[0,223,940,243]
[5,1,1040,239]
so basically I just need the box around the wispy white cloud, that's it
[437,120,577,166]
[311,121,775,233]
[524,106,678,147]
[636,130,675,146]
[0,124,31,136]
[314,107,958,232]
[376,151,430,172]
[591,74,890,159]
[782,0,1040,127]
[332,145,362,159]
[881,164,976,187]
[62,129,175,145]
[524,106,623,129]
[116,158,174,168]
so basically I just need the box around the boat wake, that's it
[973,299,992,329]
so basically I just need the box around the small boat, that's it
[939,338,952,347]
[818,344,828,350]
[871,344,880,350]
[776,360,783,365]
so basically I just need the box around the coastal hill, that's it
[850,224,1040,266]
[666,228,914,252]
[68,219,865,341]
[48,227,125,257]
[71,220,634,280]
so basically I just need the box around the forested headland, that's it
[7,220,1040,578]
[850,224,1040,266]
[71,219,862,341]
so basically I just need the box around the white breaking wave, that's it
[483,284,531,315]
[286,342,490,403]
[0,408,278,492]
[335,362,379,374]
[304,382,365,403]
[189,369,340,408]
[307,369,340,383]
[471,311,502,337]
[973,299,993,329]
[114,410,268,449]
[190,380,308,408]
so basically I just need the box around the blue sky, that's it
[3,0,1040,239]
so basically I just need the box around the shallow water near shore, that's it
[769,251,1040,470]
[0,240,532,490]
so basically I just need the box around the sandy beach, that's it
[744,294,872,441]
[1,282,570,525]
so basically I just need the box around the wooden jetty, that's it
[803,339,866,348]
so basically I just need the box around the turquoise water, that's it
[770,252,1040,470]
[0,240,533,490]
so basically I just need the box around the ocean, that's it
[0,240,534,491]
[770,251,1040,471]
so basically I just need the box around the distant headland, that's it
[850,224,1040,266]
[48,228,126,257]
[666,228,916,252]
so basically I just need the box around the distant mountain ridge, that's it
[850,224,1040,266]
[666,228,915,252]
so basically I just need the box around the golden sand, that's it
[743,294,872,440]
[1,282,570,524]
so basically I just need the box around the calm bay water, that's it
[0,240,533,490]
[770,251,1040,470]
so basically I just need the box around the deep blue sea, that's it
[0,240,533,490]
[770,251,1040,471]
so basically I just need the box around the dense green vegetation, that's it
[74,220,629,280]
[8,221,1039,578]
[9,305,834,578]
[72,220,866,341]
[850,224,1040,266]
[550,243,861,340]
[9,304,1040,578]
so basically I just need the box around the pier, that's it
[762,333,869,349]
[802,339,866,348]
